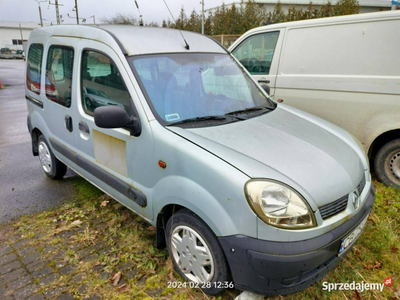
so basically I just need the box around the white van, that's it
[230,10,400,187]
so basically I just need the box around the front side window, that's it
[26,44,43,95]
[232,31,280,75]
[131,53,274,125]
[45,45,74,107]
[81,50,131,115]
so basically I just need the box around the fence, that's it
[211,35,241,48]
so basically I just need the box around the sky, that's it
[0,0,230,25]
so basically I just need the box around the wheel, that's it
[38,135,67,180]
[166,209,231,295]
[374,139,400,187]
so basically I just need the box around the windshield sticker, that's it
[165,113,180,122]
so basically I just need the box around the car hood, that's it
[167,105,365,209]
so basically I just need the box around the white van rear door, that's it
[231,29,284,97]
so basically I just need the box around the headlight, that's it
[245,180,316,229]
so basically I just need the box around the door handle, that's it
[79,121,90,134]
[65,115,73,132]
[258,79,270,84]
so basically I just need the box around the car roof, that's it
[234,10,400,38]
[29,25,226,56]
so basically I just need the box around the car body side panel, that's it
[150,121,257,238]
[274,89,400,153]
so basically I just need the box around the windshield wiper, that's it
[168,115,237,126]
[225,105,272,116]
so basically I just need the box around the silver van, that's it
[26,25,374,295]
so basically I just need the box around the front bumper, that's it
[219,185,375,296]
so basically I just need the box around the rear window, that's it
[26,44,44,94]
[45,45,74,107]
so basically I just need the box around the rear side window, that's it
[81,50,131,115]
[232,31,279,75]
[26,44,43,95]
[46,45,74,107]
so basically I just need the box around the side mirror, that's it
[261,84,270,95]
[94,106,141,137]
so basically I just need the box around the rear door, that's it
[231,29,284,97]
[41,37,78,151]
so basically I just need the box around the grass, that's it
[2,177,399,299]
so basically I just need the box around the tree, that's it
[286,5,301,22]
[101,13,137,25]
[146,22,159,27]
[204,12,213,35]
[175,7,187,30]
[187,9,201,32]
[320,1,334,17]
[213,4,227,35]
[270,1,286,23]
[226,4,242,34]
[241,0,264,33]
[302,2,320,20]
[164,0,360,35]
[334,0,360,16]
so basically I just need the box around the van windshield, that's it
[129,53,275,126]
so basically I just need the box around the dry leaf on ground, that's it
[116,284,131,293]
[100,201,109,207]
[111,271,122,286]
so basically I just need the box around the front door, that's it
[231,29,284,97]
[68,40,154,221]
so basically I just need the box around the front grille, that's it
[319,176,366,220]
[320,195,348,220]
[357,175,366,195]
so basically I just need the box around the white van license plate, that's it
[338,215,368,254]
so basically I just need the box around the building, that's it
[0,22,40,53]
[206,0,394,15]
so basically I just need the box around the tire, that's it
[38,135,67,180]
[166,209,231,296]
[374,139,400,187]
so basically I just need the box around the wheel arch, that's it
[368,129,400,161]
[155,203,185,249]
[155,199,234,249]
[31,127,43,156]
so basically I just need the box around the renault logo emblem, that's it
[352,191,360,210]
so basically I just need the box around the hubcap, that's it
[386,150,400,184]
[170,225,214,284]
[38,141,52,173]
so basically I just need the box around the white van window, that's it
[26,44,43,95]
[45,45,74,107]
[81,50,131,115]
[232,31,279,75]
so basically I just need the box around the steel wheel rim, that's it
[38,141,52,173]
[170,225,215,284]
[386,149,400,184]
